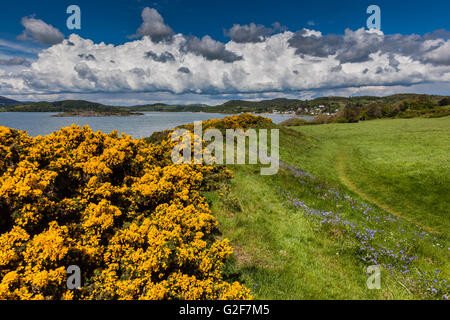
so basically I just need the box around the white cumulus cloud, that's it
[18,16,64,45]
[131,7,174,42]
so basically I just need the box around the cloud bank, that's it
[1,7,449,102]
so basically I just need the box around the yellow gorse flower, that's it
[0,119,257,300]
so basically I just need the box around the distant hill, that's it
[129,103,208,112]
[0,96,21,107]
[206,98,302,113]
[205,94,450,115]
[0,100,125,112]
[0,100,209,113]
[0,94,449,116]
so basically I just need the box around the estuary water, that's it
[0,112,311,139]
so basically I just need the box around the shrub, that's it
[401,97,437,111]
[279,118,309,126]
[0,124,252,300]
[423,107,450,118]
[177,114,273,134]
[311,114,332,124]
[145,129,171,144]
[343,106,361,123]
[365,103,383,119]
[438,97,450,107]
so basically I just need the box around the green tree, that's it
[343,106,361,123]
[438,97,450,106]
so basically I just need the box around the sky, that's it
[0,0,449,105]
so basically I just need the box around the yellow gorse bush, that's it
[0,122,252,300]
[181,113,273,132]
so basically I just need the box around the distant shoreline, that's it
[52,111,144,117]
[2,110,315,118]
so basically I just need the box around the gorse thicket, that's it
[0,116,265,300]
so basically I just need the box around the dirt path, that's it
[335,147,439,235]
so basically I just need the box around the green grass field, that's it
[207,117,449,299]
[287,117,450,234]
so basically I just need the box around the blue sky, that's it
[1,0,450,45]
[0,0,449,104]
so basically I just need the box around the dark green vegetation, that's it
[202,117,449,299]
[0,99,208,113]
[356,96,450,121]
[0,96,21,107]
[2,94,449,119]
[196,94,449,115]
[280,96,450,126]
[0,100,124,112]
[206,98,312,114]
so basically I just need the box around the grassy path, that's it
[208,164,413,299]
[335,146,439,235]
[206,118,449,299]
[291,117,450,234]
